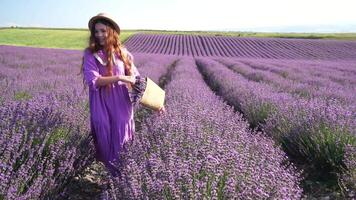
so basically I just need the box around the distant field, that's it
[1,27,356,50]
[0,28,135,49]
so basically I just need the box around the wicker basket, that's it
[139,77,165,110]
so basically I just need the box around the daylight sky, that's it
[1,0,356,32]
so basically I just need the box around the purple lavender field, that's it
[125,33,356,60]
[1,34,356,199]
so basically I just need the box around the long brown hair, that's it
[80,19,134,90]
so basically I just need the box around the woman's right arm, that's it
[96,75,135,86]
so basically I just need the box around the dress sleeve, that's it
[83,50,102,91]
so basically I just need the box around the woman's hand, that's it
[120,75,136,84]
[157,106,166,115]
[126,76,136,85]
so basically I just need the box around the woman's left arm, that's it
[126,48,140,77]
[132,62,140,77]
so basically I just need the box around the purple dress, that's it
[82,48,139,177]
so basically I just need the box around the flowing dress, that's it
[82,48,139,176]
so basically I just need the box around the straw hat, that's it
[88,13,121,34]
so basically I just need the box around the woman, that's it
[82,13,164,177]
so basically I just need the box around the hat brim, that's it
[88,15,120,35]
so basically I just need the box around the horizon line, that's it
[1,26,356,34]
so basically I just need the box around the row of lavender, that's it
[0,45,176,199]
[196,57,356,195]
[104,57,302,199]
[125,33,356,60]
[215,58,356,107]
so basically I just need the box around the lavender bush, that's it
[339,145,356,199]
[0,95,94,199]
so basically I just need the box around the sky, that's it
[1,0,356,33]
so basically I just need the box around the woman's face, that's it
[94,22,107,46]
